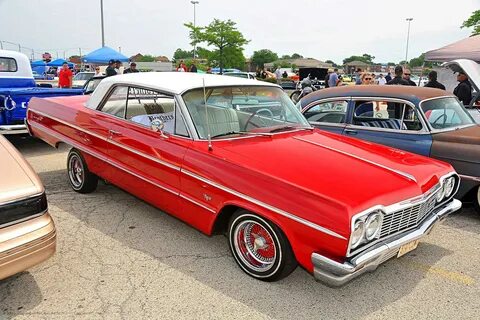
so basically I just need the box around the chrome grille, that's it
[380,190,438,238]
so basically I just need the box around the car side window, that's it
[303,100,348,124]
[125,87,189,137]
[100,86,128,118]
[353,100,423,131]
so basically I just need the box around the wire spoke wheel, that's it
[68,154,84,188]
[234,220,277,272]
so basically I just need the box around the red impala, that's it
[26,73,461,286]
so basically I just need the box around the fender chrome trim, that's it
[293,136,417,182]
[459,174,480,182]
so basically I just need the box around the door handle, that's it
[344,129,358,135]
[109,129,122,136]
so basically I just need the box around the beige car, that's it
[0,136,56,280]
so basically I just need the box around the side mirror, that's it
[151,119,168,138]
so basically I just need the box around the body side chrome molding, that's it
[181,169,347,240]
[293,136,417,182]
[29,112,346,240]
[179,194,216,214]
[459,174,480,182]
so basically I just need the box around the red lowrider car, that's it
[26,73,461,286]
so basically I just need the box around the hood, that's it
[0,136,43,204]
[443,59,480,93]
[213,130,453,215]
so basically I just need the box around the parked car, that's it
[0,135,56,280]
[0,50,83,135]
[26,72,461,286]
[298,84,479,213]
[72,71,95,88]
[82,75,106,94]
[223,72,256,80]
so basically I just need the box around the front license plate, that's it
[397,240,419,258]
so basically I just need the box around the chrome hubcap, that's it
[477,186,480,206]
[233,220,276,272]
[69,155,84,188]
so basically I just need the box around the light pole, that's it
[405,18,413,66]
[100,0,105,47]
[191,1,199,59]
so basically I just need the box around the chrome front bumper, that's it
[0,124,28,135]
[312,199,462,287]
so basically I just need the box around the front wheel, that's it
[228,210,297,281]
[474,186,480,214]
[67,149,98,193]
[290,90,301,104]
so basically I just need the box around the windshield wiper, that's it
[211,131,271,139]
[268,125,313,133]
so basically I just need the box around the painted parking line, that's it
[402,260,475,286]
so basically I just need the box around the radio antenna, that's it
[203,78,213,151]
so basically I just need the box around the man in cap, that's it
[124,62,139,74]
[105,59,117,77]
[114,60,122,74]
[386,65,410,85]
[453,70,472,106]
[424,71,445,90]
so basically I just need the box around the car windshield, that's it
[84,78,104,93]
[74,73,94,81]
[420,97,476,130]
[182,86,310,139]
[224,73,248,79]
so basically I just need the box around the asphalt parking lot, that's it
[1,136,479,320]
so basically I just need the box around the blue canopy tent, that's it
[82,46,129,64]
[47,59,75,67]
[31,60,46,67]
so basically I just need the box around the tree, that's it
[461,10,480,36]
[342,53,375,65]
[291,53,303,59]
[251,49,278,68]
[387,62,396,66]
[137,54,156,62]
[173,48,192,60]
[325,60,338,67]
[185,19,249,73]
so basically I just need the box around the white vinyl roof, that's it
[86,72,279,109]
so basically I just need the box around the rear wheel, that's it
[228,210,297,281]
[474,186,480,214]
[67,149,98,193]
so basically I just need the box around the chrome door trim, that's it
[293,136,417,182]
[181,169,347,240]
[179,193,216,214]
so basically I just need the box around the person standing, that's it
[58,62,73,88]
[385,72,392,82]
[324,69,332,88]
[386,66,410,85]
[328,68,339,88]
[189,63,198,73]
[105,59,117,77]
[355,68,363,85]
[424,71,446,90]
[114,60,122,74]
[94,66,102,76]
[124,62,139,74]
[453,71,472,106]
[377,74,386,85]
[403,69,416,86]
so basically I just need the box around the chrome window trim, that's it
[29,110,345,239]
[303,97,351,113]
[346,172,459,257]
[349,96,428,133]
[459,174,480,182]
[419,96,478,133]
[293,136,417,182]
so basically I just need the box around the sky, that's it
[0,0,478,64]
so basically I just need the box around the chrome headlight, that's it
[365,212,383,240]
[436,183,446,202]
[350,220,364,248]
[444,176,455,198]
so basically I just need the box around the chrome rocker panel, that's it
[311,198,462,287]
[0,124,28,135]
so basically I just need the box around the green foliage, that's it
[325,60,338,67]
[251,49,278,68]
[342,53,375,65]
[461,10,480,36]
[291,53,303,59]
[408,53,434,68]
[185,19,249,73]
[387,62,396,66]
[173,48,192,60]
[137,54,156,62]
